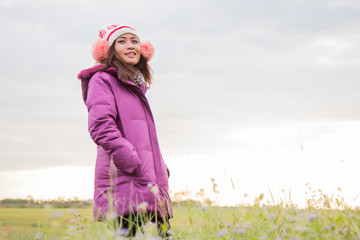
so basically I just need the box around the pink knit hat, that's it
[91,24,155,63]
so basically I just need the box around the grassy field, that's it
[1,201,359,240]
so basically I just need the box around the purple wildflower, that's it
[217,229,227,237]
[308,213,318,221]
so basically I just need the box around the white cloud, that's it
[0,166,94,200]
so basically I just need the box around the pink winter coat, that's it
[78,65,172,220]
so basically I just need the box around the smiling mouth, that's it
[125,52,136,56]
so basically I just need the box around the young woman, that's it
[77,24,172,238]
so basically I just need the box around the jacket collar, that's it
[78,64,148,96]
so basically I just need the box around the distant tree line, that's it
[0,196,93,208]
[1,193,212,208]
[0,198,208,208]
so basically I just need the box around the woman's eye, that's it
[132,40,139,44]
[117,40,125,43]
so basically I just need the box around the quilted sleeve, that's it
[85,74,141,175]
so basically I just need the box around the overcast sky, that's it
[0,0,359,205]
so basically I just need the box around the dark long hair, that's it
[96,43,152,85]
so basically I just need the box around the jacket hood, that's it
[78,64,119,102]
[77,64,118,81]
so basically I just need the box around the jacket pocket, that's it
[135,150,155,184]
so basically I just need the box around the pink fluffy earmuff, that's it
[91,39,155,63]
[139,40,155,62]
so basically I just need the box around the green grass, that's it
[0,208,92,239]
[0,203,359,239]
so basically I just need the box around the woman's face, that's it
[114,33,141,65]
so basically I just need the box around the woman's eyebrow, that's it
[117,36,138,40]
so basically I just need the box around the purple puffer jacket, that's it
[78,65,172,220]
